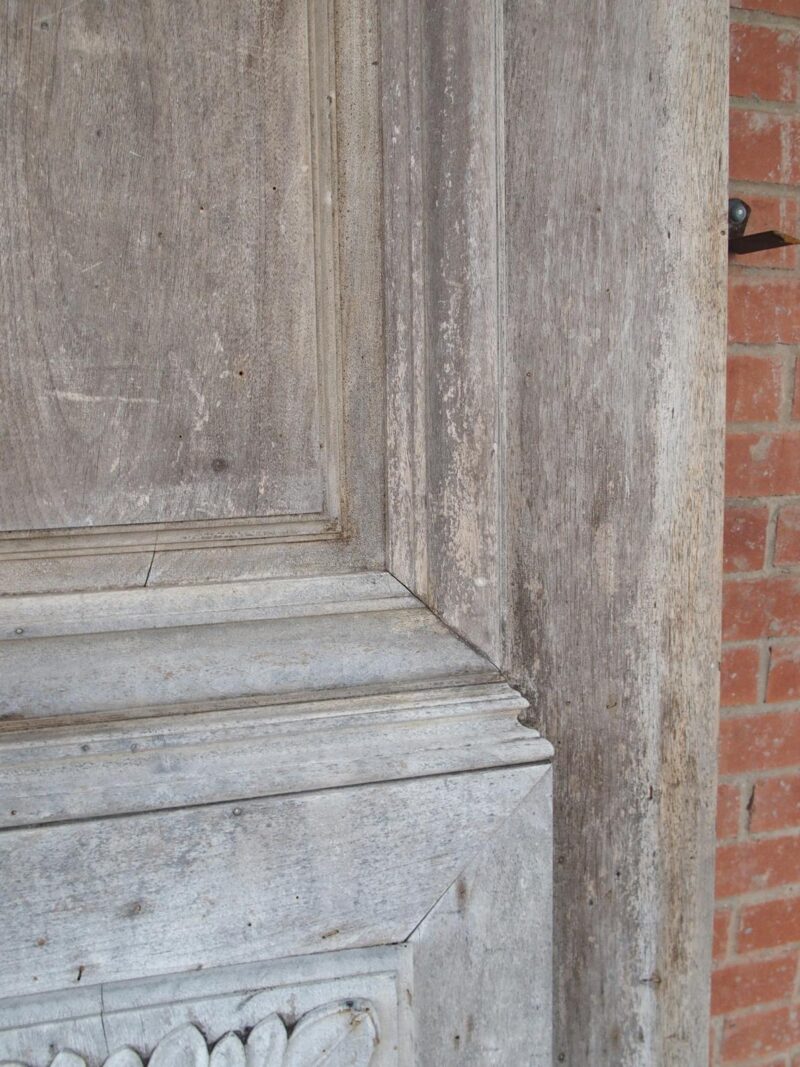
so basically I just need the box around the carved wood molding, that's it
[0,1006,379,1067]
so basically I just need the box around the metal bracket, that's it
[729,198,800,255]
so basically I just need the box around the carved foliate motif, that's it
[0,1002,378,1067]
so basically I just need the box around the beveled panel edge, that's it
[0,766,548,998]
[0,571,411,639]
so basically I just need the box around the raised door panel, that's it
[0,762,552,1065]
[0,0,384,590]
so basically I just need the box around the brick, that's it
[727,355,783,422]
[722,577,800,641]
[729,195,799,271]
[714,909,732,962]
[751,774,800,832]
[723,578,766,641]
[768,643,800,702]
[724,505,769,573]
[794,361,800,420]
[711,954,797,1016]
[738,896,800,953]
[729,276,800,345]
[722,1005,800,1062]
[721,645,761,707]
[726,435,800,498]
[730,110,799,185]
[717,782,744,839]
[731,23,800,103]
[776,506,800,565]
[733,0,800,16]
[716,835,800,898]
[719,711,800,774]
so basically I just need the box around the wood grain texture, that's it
[501,0,728,1063]
[0,572,413,640]
[0,681,551,826]
[141,0,386,588]
[383,0,726,1059]
[0,765,546,999]
[0,603,498,721]
[411,765,552,1066]
[382,0,503,661]
[1,0,332,528]
[0,0,385,593]
[0,555,154,597]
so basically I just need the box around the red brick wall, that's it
[713,3,800,1064]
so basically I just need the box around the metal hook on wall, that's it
[729,198,800,255]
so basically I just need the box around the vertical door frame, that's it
[381,0,728,1062]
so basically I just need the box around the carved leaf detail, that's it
[149,1027,209,1067]
[244,1017,287,1067]
[284,1001,378,1067]
[208,1035,245,1067]
[51,1055,85,1067]
[104,1051,144,1067]
[0,1002,378,1067]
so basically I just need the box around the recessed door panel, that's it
[1,0,339,532]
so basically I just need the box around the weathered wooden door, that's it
[0,3,553,1066]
